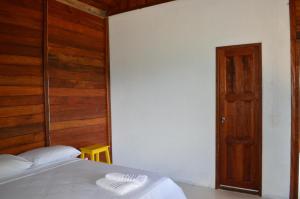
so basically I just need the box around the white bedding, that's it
[0,158,187,199]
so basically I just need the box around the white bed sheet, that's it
[0,158,187,199]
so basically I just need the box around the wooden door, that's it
[216,43,262,195]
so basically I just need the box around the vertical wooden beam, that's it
[43,0,51,146]
[105,17,112,161]
[290,0,299,198]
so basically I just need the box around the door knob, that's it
[221,116,226,124]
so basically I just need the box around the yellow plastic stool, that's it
[80,144,111,164]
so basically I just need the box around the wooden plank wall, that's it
[48,0,110,148]
[0,0,110,154]
[0,0,46,154]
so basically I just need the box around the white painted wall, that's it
[109,0,291,198]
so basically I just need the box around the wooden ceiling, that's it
[79,0,174,16]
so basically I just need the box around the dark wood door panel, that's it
[290,0,300,198]
[216,43,262,194]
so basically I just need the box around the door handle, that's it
[221,116,226,124]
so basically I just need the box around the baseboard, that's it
[173,177,214,189]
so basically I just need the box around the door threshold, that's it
[219,185,260,195]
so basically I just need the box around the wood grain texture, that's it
[107,0,174,15]
[55,0,106,18]
[0,105,44,118]
[216,44,262,195]
[0,96,44,107]
[290,0,299,198]
[77,0,174,16]
[78,0,117,11]
[0,0,45,154]
[296,0,300,40]
[0,0,111,155]
[48,0,110,149]
[51,124,107,148]
[43,0,50,146]
[104,17,112,159]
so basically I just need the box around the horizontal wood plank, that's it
[0,76,43,86]
[0,141,45,155]
[0,33,41,47]
[0,55,42,65]
[51,109,105,122]
[0,123,44,139]
[0,65,42,76]
[0,114,44,128]
[50,88,105,97]
[0,132,44,150]
[50,117,106,131]
[0,104,44,117]
[0,96,43,107]
[51,124,106,148]
[0,44,42,57]
[50,96,104,105]
[48,53,104,68]
[0,22,42,38]
[48,67,104,82]
[0,86,43,96]
[51,102,105,112]
[0,0,43,14]
[49,78,105,89]
[48,43,104,59]
[0,12,42,30]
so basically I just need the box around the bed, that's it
[0,157,187,199]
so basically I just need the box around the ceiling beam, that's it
[78,0,118,11]
[55,0,106,18]
[108,0,175,16]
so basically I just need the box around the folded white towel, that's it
[96,178,146,195]
[105,173,148,185]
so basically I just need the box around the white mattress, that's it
[0,158,187,199]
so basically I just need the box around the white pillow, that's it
[0,154,33,179]
[18,145,81,166]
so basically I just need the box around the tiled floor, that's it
[178,183,262,199]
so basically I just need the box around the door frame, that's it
[215,43,263,196]
[290,0,299,198]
